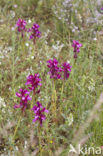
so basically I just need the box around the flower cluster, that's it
[72,40,82,58]
[32,101,49,126]
[29,23,41,43]
[16,19,41,43]
[14,19,82,127]
[14,73,42,111]
[14,88,32,112]
[25,73,42,94]
[47,59,72,80]
[47,59,62,79]
[16,19,27,37]
[101,7,103,11]
[14,73,45,125]
[62,62,72,80]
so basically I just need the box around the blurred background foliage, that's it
[0,0,103,42]
[0,0,103,45]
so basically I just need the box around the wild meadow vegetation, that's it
[0,0,103,156]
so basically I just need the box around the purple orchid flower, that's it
[25,73,42,94]
[72,40,82,58]
[14,88,31,112]
[32,101,49,126]
[47,58,62,79]
[29,23,41,44]
[16,19,27,37]
[62,62,72,80]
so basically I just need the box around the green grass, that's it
[0,0,103,156]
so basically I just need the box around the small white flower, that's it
[25,43,29,47]
[26,33,29,37]
[93,38,97,41]
[88,78,95,92]
[31,56,34,59]
[40,61,42,64]
[29,47,32,51]
[75,26,78,30]
[10,10,15,18]
[52,45,58,50]
[47,29,50,33]
[14,4,18,8]
[2,108,6,113]
[88,86,95,91]
[58,17,62,20]
[0,97,6,108]
[72,29,75,32]
[28,19,32,23]
[67,60,70,64]
[45,41,48,44]
[15,146,18,151]
[65,19,68,21]
[24,141,28,149]
[60,44,64,49]
[8,47,13,51]
[11,27,15,31]
[56,41,60,45]
[9,87,11,91]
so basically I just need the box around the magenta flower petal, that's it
[33,116,39,122]
[14,104,20,109]
[16,93,21,97]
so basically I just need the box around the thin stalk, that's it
[30,91,36,123]
[60,81,64,113]
[13,115,22,142]
[22,40,25,56]
[45,76,49,147]
[52,80,57,118]
[12,33,16,97]
[31,91,35,109]
[38,125,42,156]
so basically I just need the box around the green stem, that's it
[61,81,64,98]
[22,40,25,55]
[54,82,57,106]
[13,116,22,142]
[60,81,64,113]
[52,80,57,118]
[12,33,16,97]
[31,90,36,109]
[38,125,42,156]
